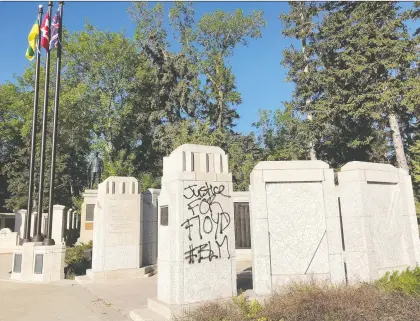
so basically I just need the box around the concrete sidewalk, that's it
[76,275,158,317]
[0,279,130,321]
[0,260,252,321]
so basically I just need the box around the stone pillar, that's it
[250,161,345,295]
[14,209,26,239]
[78,190,98,244]
[41,212,48,235]
[65,208,71,230]
[69,209,74,231]
[142,188,160,266]
[30,212,37,238]
[338,162,420,283]
[51,205,66,245]
[157,144,236,305]
[90,177,142,275]
[72,212,77,231]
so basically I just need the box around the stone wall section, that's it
[250,161,345,295]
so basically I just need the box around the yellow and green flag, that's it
[26,19,39,61]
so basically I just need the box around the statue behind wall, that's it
[88,152,103,189]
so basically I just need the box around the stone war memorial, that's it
[151,144,237,316]
[3,143,420,320]
[87,176,143,280]
[249,160,420,296]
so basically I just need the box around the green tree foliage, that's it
[1,55,92,210]
[254,108,308,161]
[278,2,418,170]
[2,2,419,214]
[196,8,265,130]
[0,3,266,210]
[280,2,319,160]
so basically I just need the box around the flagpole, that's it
[23,5,44,243]
[33,1,53,243]
[44,1,64,246]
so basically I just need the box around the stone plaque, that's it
[13,254,22,273]
[160,206,168,226]
[34,254,43,274]
[85,222,93,230]
[86,204,95,221]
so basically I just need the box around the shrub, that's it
[178,281,420,321]
[375,267,420,295]
[65,241,93,278]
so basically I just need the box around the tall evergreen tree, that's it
[313,2,416,169]
[280,2,319,160]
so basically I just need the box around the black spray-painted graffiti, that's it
[181,183,231,264]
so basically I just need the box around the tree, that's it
[0,55,92,210]
[65,23,141,174]
[313,2,417,169]
[280,2,319,160]
[197,9,265,130]
[254,108,308,161]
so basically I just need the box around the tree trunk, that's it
[388,113,409,170]
[217,89,224,130]
[300,9,317,161]
[302,40,317,161]
[306,108,317,161]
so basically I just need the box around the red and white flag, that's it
[40,12,50,51]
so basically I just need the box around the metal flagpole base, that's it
[42,238,55,246]
[32,234,44,242]
[22,238,32,243]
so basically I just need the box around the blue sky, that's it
[0,2,417,134]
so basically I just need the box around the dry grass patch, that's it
[178,282,420,321]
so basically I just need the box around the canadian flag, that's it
[41,12,50,51]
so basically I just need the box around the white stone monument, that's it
[142,189,160,266]
[14,209,26,240]
[156,144,236,307]
[250,161,345,295]
[87,176,142,280]
[11,242,66,282]
[0,228,18,252]
[338,162,420,283]
[51,205,67,245]
[78,189,98,244]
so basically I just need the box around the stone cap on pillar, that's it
[83,189,98,198]
[339,161,402,184]
[98,176,140,195]
[162,144,231,182]
[147,188,161,195]
[250,160,331,185]
[341,161,397,172]
[253,160,329,171]
[53,205,66,211]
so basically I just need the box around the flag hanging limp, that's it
[26,19,39,60]
[41,12,50,51]
[50,7,61,50]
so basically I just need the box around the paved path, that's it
[0,280,130,321]
[0,255,252,321]
[77,276,158,316]
[0,253,12,279]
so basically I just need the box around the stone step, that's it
[74,274,94,284]
[83,265,157,281]
[129,308,168,321]
[147,298,173,320]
